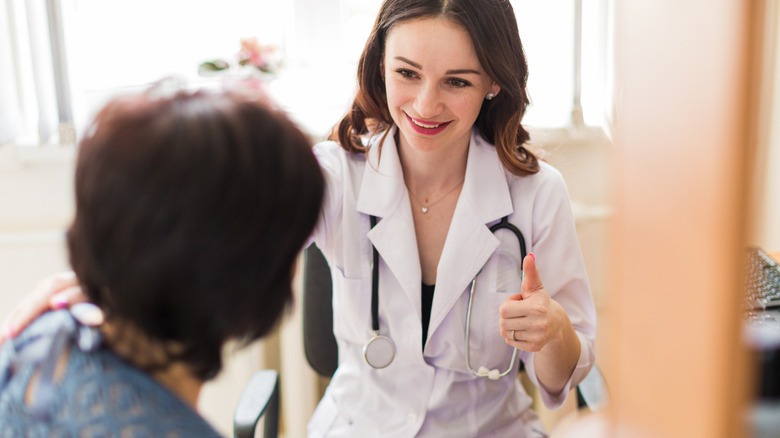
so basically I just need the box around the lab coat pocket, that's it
[494,245,524,295]
[475,252,523,370]
[330,267,370,344]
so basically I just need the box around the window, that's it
[0,0,611,146]
[1,0,66,146]
[512,0,611,128]
[70,0,294,133]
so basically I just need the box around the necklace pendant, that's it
[421,206,429,214]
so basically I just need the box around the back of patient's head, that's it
[66,86,324,380]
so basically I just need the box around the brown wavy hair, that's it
[332,0,539,176]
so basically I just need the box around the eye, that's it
[447,78,472,88]
[395,68,418,79]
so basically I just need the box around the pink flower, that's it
[237,37,279,72]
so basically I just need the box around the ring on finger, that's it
[510,330,517,342]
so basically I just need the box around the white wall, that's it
[0,147,73,317]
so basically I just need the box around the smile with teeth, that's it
[412,118,443,129]
[407,114,450,132]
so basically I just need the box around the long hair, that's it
[332,0,539,176]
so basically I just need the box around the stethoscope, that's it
[363,215,527,380]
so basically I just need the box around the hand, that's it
[498,253,566,352]
[0,271,87,346]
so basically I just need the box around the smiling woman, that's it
[306,0,596,436]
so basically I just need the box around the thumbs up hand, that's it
[519,252,546,300]
[499,253,567,352]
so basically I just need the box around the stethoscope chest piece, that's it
[363,331,396,369]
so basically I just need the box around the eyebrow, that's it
[394,56,481,75]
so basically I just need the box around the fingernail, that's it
[52,296,69,310]
[530,253,535,261]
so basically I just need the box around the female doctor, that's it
[306,0,596,436]
[1,0,597,435]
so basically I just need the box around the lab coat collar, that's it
[356,126,406,217]
[356,127,513,227]
[358,126,423,305]
[459,128,514,222]
[357,127,515,337]
[427,128,514,338]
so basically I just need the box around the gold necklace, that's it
[407,179,465,214]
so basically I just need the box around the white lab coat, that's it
[307,126,596,437]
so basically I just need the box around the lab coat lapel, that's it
[357,128,422,315]
[427,129,514,338]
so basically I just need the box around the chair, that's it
[232,242,333,438]
[233,243,609,437]
[233,369,279,438]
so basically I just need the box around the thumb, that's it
[520,253,543,299]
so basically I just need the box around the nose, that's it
[413,81,443,118]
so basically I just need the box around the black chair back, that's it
[302,243,338,377]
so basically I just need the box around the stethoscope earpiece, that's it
[476,366,502,380]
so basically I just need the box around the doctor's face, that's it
[383,17,499,155]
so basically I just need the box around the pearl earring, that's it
[486,92,495,100]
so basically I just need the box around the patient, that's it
[0,83,324,435]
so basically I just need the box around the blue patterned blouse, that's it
[0,309,222,437]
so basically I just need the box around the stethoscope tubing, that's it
[489,216,527,261]
[365,215,526,376]
[370,215,379,332]
[465,216,526,379]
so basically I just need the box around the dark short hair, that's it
[333,0,539,176]
[67,85,324,380]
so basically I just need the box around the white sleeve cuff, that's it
[523,331,595,410]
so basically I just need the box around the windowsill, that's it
[0,143,77,171]
[0,144,76,233]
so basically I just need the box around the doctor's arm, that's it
[498,253,581,396]
[0,272,87,347]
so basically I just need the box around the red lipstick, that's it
[406,114,451,135]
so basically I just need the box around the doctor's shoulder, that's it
[313,138,368,174]
[503,159,570,199]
